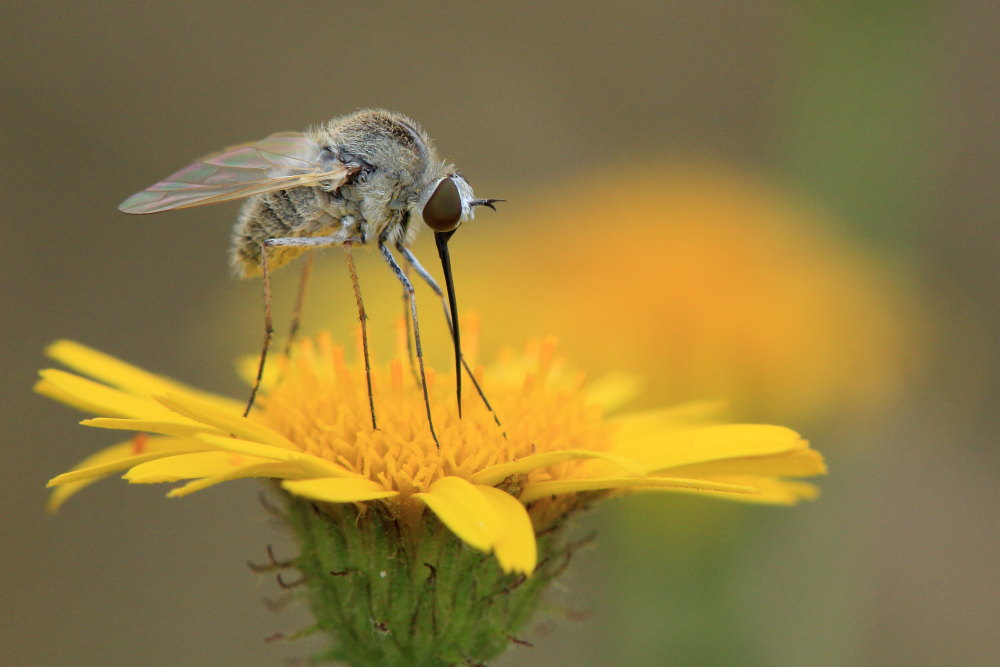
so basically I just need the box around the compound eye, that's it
[422,177,462,231]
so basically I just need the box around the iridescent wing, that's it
[119,132,352,214]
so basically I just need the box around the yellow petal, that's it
[124,451,271,483]
[35,370,172,419]
[281,477,398,502]
[46,340,243,413]
[45,339,185,391]
[156,393,298,450]
[414,477,501,553]
[195,433,353,479]
[520,476,759,503]
[746,478,820,504]
[471,449,646,486]
[46,437,203,512]
[634,477,820,505]
[664,448,827,479]
[168,462,307,497]
[618,424,806,472]
[477,485,537,574]
[82,418,220,439]
[47,437,201,486]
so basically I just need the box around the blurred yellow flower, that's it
[40,334,824,575]
[458,162,918,425]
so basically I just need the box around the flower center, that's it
[257,333,613,496]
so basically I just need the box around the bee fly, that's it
[119,108,504,445]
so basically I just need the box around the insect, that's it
[119,108,503,445]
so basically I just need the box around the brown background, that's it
[2,2,998,665]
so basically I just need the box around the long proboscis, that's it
[434,230,462,418]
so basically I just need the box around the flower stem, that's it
[281,490,569,666]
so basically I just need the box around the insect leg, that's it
[397,244,503,430]
[379,242,440,447]
[281,253,314,359]
[245,242,275,417]
[401,262,420,384]
[343,243,377,431]
[244,235,346,418]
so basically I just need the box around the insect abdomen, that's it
[230,187,342,277]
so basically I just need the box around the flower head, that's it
[41,334,823,571]
[39,333,824,664]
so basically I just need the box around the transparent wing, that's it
[119,132,352,214]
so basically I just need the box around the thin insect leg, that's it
[401,262,420,385]
[344,243,377,432]
[245,243,275,417]
[281,253,314,359]
[398,244,504,430]
[244,235,347,417]
[379,243,440,448]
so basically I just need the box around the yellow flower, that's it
[40,334,823,576]
[491,163,916,424]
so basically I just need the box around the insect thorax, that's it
[229,109,440,278]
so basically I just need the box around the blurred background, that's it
[3,1,997,665]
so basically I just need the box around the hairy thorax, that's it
[229,110,435,278]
